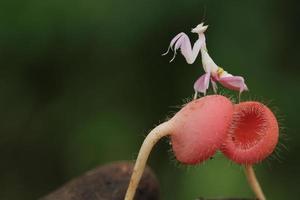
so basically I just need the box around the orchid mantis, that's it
[163,23,248,98]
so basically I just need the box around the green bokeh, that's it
[0,0,299,199]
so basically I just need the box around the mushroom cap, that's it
[170,95,234,164]
[221,101,279,165]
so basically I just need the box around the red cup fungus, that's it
[221,101,279,165]
[170,95,234,164]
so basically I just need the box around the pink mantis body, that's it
[163,23,248,96]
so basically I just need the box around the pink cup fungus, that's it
[171,95,234,164]
[124,95,234,200]
[221,101,279,200]
[221,101,279,165]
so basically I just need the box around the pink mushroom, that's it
[125,95,234,200]
[221,101,279,164]
[171,95,233,164]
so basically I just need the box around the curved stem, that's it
[244,165,266,200]
[124,121,172,200]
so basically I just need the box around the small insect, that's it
[163,23,248,97]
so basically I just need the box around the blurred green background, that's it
[1,0,299,199]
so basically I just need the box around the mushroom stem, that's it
[124,121,172,200]
[244,165,266,200]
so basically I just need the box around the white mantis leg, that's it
[181,34,205,64]
[162,32,186,56]
[163,33,206,64]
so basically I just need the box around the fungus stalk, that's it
[124,121,172,200]
[244,165,266,200]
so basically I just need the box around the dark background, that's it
[1,0,299,199]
